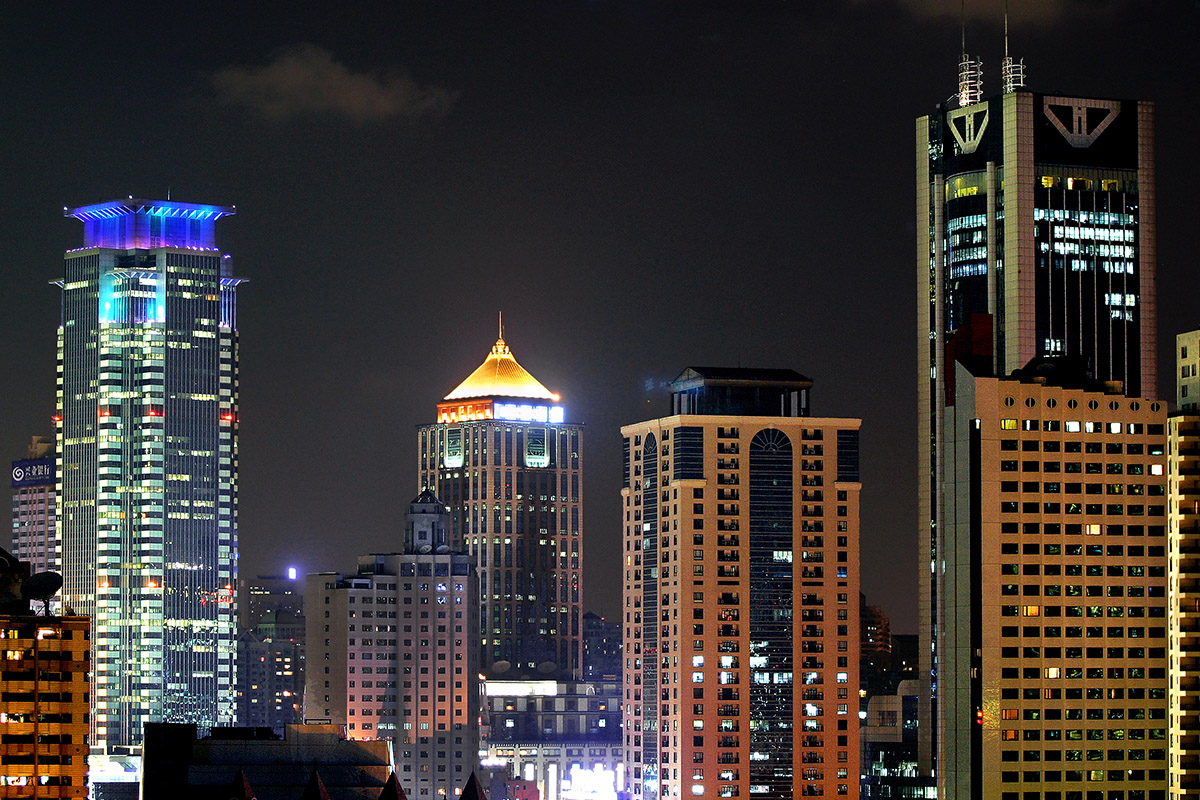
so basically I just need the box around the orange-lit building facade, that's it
[621,368,861,800]
[418,331,582,679]
[940,360,1170,799]
[0,614,90,798]
[1168,412,1200,798]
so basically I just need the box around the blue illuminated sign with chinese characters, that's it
[12,458,55,488]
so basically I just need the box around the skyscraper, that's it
[940,358,1169,799]
[56,199,243,750]
[917,76,1158,772]
[304,490,479,800]
[417,327,583,679]
[621,368,861,800]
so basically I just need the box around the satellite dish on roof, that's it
[419,545,433,555]
[436,545,450,554]
[537,661,557,674]
[22,572,63,616]
[22,572,63,601]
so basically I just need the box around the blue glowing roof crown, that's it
[65,198,235,250]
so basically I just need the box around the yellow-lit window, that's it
[1001,419,1018,430]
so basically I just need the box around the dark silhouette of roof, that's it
[376,773,408,800]
[298,771,331,800]
[227,768,257,800]
[460,773,489,800]
[411,488,442,506]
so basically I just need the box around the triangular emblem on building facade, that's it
[1043,96,1120,148]
[947,103,989,155]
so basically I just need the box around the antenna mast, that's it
[1001,0,1026,93]
[957,0,983,107]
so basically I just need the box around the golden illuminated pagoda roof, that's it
[443,323,560,402]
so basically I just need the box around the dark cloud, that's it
[212,44,456,121]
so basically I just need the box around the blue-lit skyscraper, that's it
[56,199,244,750]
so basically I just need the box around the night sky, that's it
[3,1,1198,634]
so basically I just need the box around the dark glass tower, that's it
[417,330,583,679]
[57,199,243,750]
[916,89,1158,775]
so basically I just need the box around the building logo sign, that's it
[12,458,55,488]
[947,103,989,155]
[1044,97,1120,148]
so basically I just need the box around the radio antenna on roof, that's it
[1001,0,1027,93]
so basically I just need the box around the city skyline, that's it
[4,4,1200,634]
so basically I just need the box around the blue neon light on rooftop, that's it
[66,198,235,250]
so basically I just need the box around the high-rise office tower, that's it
[417,327,583,679]
[940,359,1169,799]
[304,490,479,800]
[56,199,243,750]
[916,69,1158,772]
[621,368,861,800]
[11,436,57,574]
[1169,329,1200,798]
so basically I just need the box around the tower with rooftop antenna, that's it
[917,22,1160,800]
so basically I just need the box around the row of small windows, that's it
[1002,482,1162,496]
[1000,397,1161,414]
[999,462,1163,476]
[999,419,1163,435]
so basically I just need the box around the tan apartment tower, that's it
[304,490,480,800]
[417,326,583,679]
[940,357,1169,799]
[917,87,1158,773]
[621,368,861,800]
[1169,329,1200,797]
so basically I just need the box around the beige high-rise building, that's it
[621,368,861,800]
[917,84,1159,776]
[941,359,1169,799]
[1175,329,1200,412]
[418,327,583,679]
[304,490,479,800]
[1168,330,1200,798]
